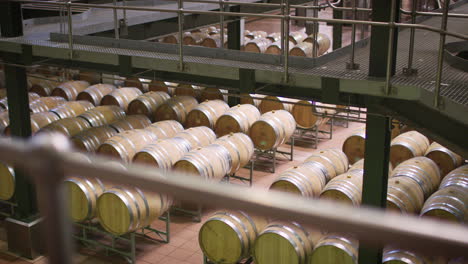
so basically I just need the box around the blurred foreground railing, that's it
[0,134,467,263]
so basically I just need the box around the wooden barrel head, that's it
[97,192,131,235]
[269,180,302,195]
[342,133,366,165]
[100,95,120,108]
[244,42,262,53]
[97,143,124,160]
[76,91,94,105]
[310,244,356,264]
[422,208,460,222]
[289,47,307,57]
[254,232,299,264]
[51,88,69,100]
[185,109,211,128]
[320,189,354,205]
[215,115,242,137]
[127,100,148,116]
[155,104,178,121]
[132,151,159,167]
[65,180,89,222]
[426,150,459,177]
[173,159,201,177]
[0,163,14,200]
[390,145,414,167]
[258,96,283,114]
[265,44,282,55]
[291,100,318,128]
[249,120,276,150]
[199,219,243,263]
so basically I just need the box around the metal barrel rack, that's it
[253,137,295,173]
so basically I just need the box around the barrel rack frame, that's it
[253,137,295,173]
[0,0,467,263]
[73,211,170,264]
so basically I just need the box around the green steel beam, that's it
[227,5,242,51]
[368,0,401,77]
[332,0,343,50]
[358,111,392,264]
[3,54,39,221]
[0,2,23,37]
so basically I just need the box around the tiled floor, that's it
[0,119,364,264]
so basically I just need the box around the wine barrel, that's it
[201,34,227,48]
[199,211,268,264]
[0,89,6,99]
[64,154,106,221]
[390,157,441,199]
[0,163,15,200]
[28,75,61,96]
[290,42,316,57]
[320,170,363,206]
[439,164,468,191]
[383,247,447,264]
[100,87,143,112]
[258,96,294,114]
[424,142,463,177]
[97,186,172,235]
[78,105,126,127]
[244,38,272,53]
[289,31,308,45]
[199,88,228,102]
[303,33,331,56]
[304,149,349,181]
[390,131,430,167]
[269,161,328,197]
[421,186,468,223]
[0,112,8,134]
[266,32,281,42]
[349,159,393,174]
[387,176,425,214]
[291,100,329,129]
[173,144,232,181]
[213,133,254,174]
[215,104,260,137]
[29,96,67,113]
[148,81,176,96]
[173,84,203,100]
[174,126,216,148]
[249,110,296,150]
[162,35,178,44]
[51,80,90,101]
[50,101,94,119]
[240,93,266,107]
[183,32,208,45]
[154,96,198,125]
[265,40,294,55]
[245,31,267,40]
[71,125,118,152]
[77,71,101,85]
[310,235,358,264]
[38,117,92,137]
[97,129,157,163]
[342,128,366,165]
[145,120,184,139]
[76,84,116,106]
[123,77,147,92]
[186,100,230,129]
[127,91,171,121]
[0,93,41,111]
[253,222,320,264]
[4,112,61,136]
[109,115,152,133]
[133,137,192,170]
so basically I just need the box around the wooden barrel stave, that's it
[127,91,171,121]
[50,101,95,119]
[29,96,67,113]
[387,176,425,214]
[109,115,152,133]
[439,164,468,191]
[421,186,468,223]
[100,87,143,112]
[320,170,363,206]
[133,137,192,170]
[305,149,349,181]
[213,133,254,174]
[174,126,216,149]
[424,142,463,177]
[51,80,90,101]
[186,100,230,129]
[71,125,118,152]
[249,110,296,150]
[38,117,92,137]
[76,84,116,106]
[390,131,430,167]
[154,96,198,125]
[215,104,261,137]
[145,120,184,139]
[78,105,126,127]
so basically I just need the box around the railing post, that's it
[178,0,185,71]
[332,0,343,50]
[359,112,392,264]
[113,0,120,39]
[433,0,451,108]
[403,0,419,76]
[283,0,290,83]
[368,0,400,79]
[346,0,360,69]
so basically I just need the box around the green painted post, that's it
[368,0,401,77]
[1,3,39,221]
[332,0,343,50]
[227,5,242,106]
[358,113,391,264]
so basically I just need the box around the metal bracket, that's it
[346,62,360,70]
[118,55,132,76]
[119,19,129,37]
[402,67,418,76]
[321,77,340,104]
[239,68,256,94]
[20,45,33,65]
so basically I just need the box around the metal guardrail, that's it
[0,133,468,264]
[11,0,468,106]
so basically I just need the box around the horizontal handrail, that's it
[0,134,467,262]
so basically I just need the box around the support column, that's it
[358,112,391,264]
[368,0,400,77]
[1,2,43,260]
[332,1,343,50]
[227,5,243,106]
